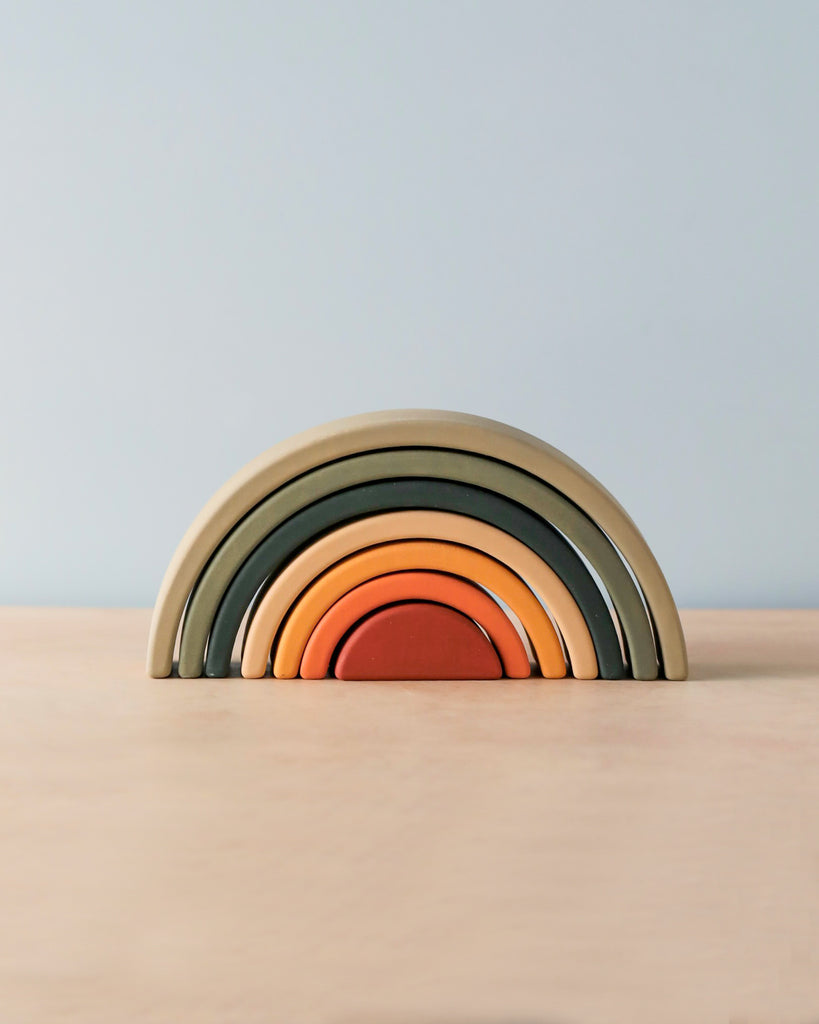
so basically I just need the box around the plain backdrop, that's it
[1,1,817,609]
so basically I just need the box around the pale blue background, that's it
[2,1,817,608]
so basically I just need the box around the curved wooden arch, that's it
[264,539,564,678]
[334,602,503,680]
[298,571,531,679]
[148,410,684,679]
[204,478,622,680]
[176,449,654,681]
[240,511,598,679]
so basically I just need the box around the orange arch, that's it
[299,571,532,679]
[240,512,598,679]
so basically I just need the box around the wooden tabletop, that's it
[1,608,818,1024]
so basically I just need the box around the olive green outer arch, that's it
[147,410,687,679]
[177,450,656,680]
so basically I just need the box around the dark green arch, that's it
[205,478,622,678]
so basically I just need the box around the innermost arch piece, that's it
[334,602,503,681]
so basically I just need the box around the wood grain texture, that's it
[1,607,817,1024]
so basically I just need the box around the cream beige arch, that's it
[239,511,598,680]
[147,410,687,679]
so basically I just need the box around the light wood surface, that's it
[2,608,817,1024]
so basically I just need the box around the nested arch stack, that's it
[147,410,687,681]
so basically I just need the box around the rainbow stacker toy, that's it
[147,410,686,680]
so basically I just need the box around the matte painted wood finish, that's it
[147,410,684,679]
[334,602,504,681]
[271,540,564,678]
[299,571,531,679]
[3,609,816,1024]
[176,448,657,679]
[241,512,598,679]
[204,478,622,680]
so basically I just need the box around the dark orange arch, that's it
[300,571,532,679]
[334,602,503,680]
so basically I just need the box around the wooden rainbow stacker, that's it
[147,410,687,681]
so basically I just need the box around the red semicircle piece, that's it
[334,601,503,680]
